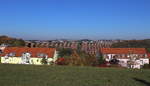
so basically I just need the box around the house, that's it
[0,47,58,65]
[100,48,149,69]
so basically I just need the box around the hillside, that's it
[0,64,150,86]
[112,40,150,48]
[0,35,25,47]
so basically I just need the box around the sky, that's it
[0,0,150,40]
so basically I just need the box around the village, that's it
[0,0,150,85]
[0,39,150,69]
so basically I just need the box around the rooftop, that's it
[100,48,147,54]
[1,47,56,58]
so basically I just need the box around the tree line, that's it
[0,35,25,47]
[111,39,150,52]
[56,48,106,66]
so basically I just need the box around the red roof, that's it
[1,47,56,58]
[100,48,147,54]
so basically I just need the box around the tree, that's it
[98,56,105,65]
[0,35,25,47]
[41,57,48,65]
[56,49,97,66]
[58,48,73,57]
[109,57,119,64]
[112,39,150,48]
[127,52,140,69]
[146,48,150,53]
[96,52,105,65]
[12,39,25,47]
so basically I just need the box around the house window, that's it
[140,54,143,58]
[118,54,121,58]
[0,50,2,54]
[37,53,47,58]
[8,52,16,57]
[122,54,125,58]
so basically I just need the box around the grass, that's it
[0,64,150,86]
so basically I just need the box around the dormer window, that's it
[37,53,47,58]
[8,52,16,57]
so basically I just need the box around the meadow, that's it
[0,64,150,86]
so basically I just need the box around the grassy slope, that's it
[0,64,150,86]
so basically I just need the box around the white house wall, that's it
[140,58,149,65]
[1,56,57,65]
[53,50,58,62]
[1,57,22,64]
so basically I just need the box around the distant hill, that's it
[0,35,25,47]
[112,39,150,52]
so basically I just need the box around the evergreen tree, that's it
[96,52,105,65]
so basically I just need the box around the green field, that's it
[0,64,150,86]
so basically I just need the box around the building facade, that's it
[0,47,58,65]
[100,48,149,69]
[25,40,117,55]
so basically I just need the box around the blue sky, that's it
[0,0,150,40]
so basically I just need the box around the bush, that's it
[143,64,150,69]
[112,39,150,48]
[109,58,119,64]
[0,35,25,47]
[56,58,67,65]
[57,49,98,66]
[41,57,48,65]
[58,48,73,57]
[109,64,121,68]
[56,54,97,66]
